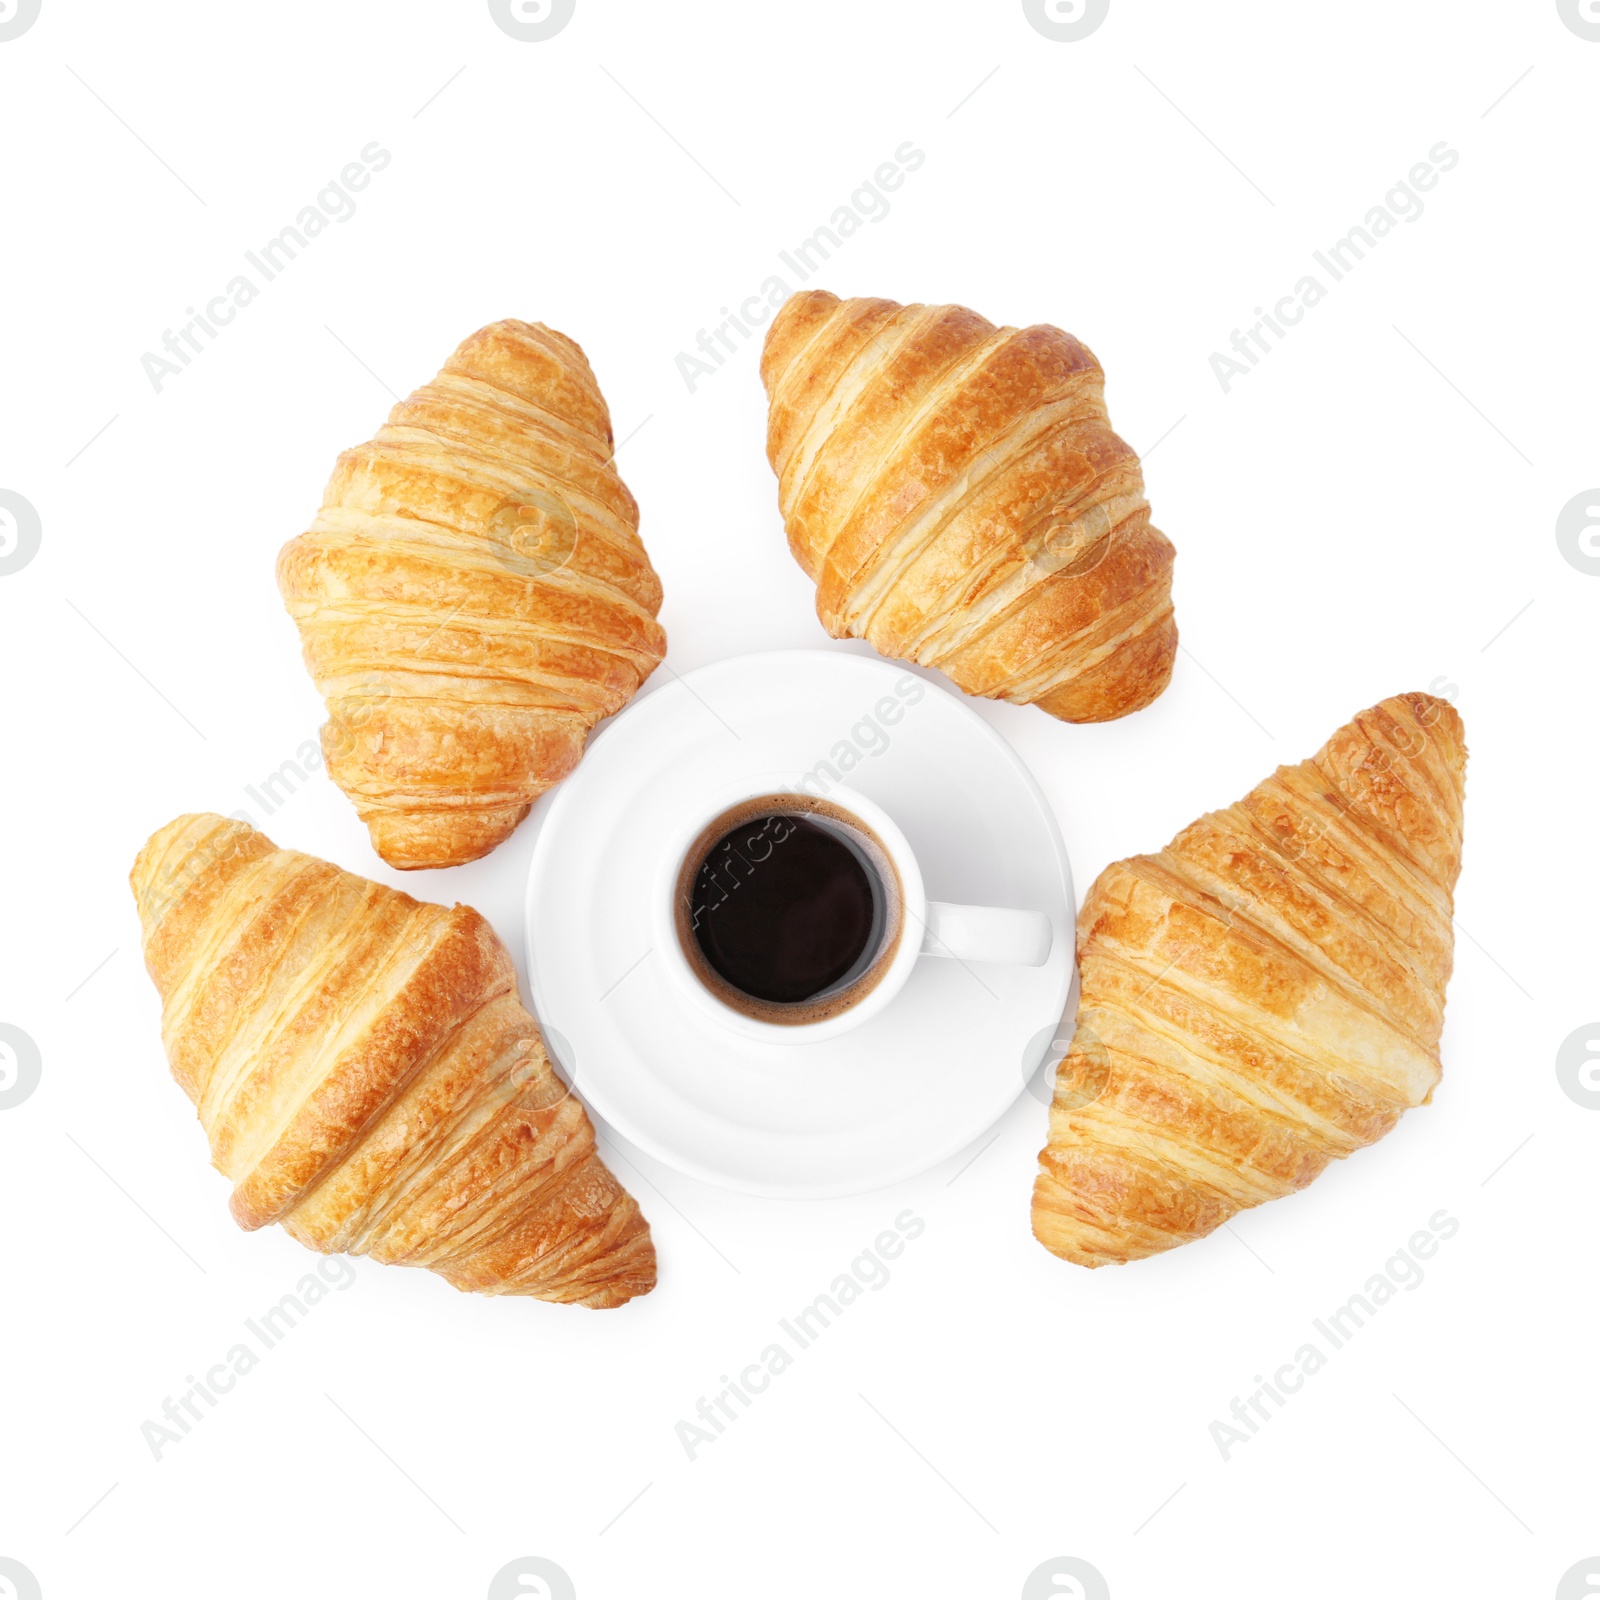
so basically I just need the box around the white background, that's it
[2,2,1596,1596]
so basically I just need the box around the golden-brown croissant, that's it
[760,291,1176,722]
[278,319,666,870]
[1033,692,1466,1267]
[130,814,655,1308]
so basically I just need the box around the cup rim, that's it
[651,773,928,1046]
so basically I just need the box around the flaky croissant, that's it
[278,319,666,870]
[760,291,1176,722]
[131,815,655,1308]
[1033,693,1466,1267]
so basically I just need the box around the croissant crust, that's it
[278,319,666,869]
[760,291,1176,722]
[1032,693,1467,1267]
[131,814,655,1308]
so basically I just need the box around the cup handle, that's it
[919,902,1053,967]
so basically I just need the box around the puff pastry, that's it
[279,320,666,869]
[131,814,655,1308]
[760,291,1175,722]
[1033,693,1466,1267]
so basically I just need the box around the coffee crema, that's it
[674,794,903,1025]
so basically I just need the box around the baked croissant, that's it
[1033,692,1466,1267]
[130,814,655,1308]
[278,319,666,870]
[760,291,1176,722]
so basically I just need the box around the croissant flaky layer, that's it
[130,815,655,1308]
[279,319,666,869]
[1033,693,1467,1267]
[760,291,1176,723]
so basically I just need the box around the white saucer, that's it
[524,648,1076,1198]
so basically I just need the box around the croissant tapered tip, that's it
[130,813,269,941]
[356,799,536,871]
[760,288,842,393]
[765,286,839,331]
[1387,689,1466,744]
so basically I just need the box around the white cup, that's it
[652,774,1053,1045]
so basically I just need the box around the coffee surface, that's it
[688,813,880,1004]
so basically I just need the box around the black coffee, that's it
[676,795,902,1024]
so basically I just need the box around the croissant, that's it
[759,291,1176,722]
[130,814,655,1308]
[278,319,666,870]
[1033,692,1466,1267]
